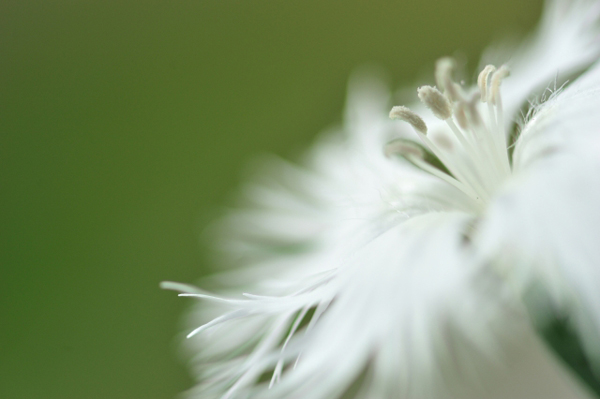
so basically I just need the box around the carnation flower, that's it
[163,0,600,397]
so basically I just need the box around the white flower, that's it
[163,0,600,398]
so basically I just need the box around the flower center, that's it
[389,58,513,205]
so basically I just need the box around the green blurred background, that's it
[1,1,543,398]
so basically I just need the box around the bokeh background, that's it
[1,1,544,398]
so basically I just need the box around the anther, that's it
[435,57,461,102]
[453,102,469,130]
[466,92,483,126]
[389,106,428,135]
[430,131,454,151]
[417,85,452,120]
[435,57,455,92]
[384,138,425,159]
[489,65,510,104]
[477,65,496,103]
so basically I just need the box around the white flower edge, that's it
[162,0,600,397]
[477,60,600,369]
[481,0,600,124]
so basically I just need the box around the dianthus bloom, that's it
[164,1,600,397]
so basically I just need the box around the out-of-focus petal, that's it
[477,144,600,371]
[482,0,600,123]
[265,212,593,399]
[207,75,475,283]
[513,60,600,171]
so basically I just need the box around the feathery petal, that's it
[514,60,600,170]
[482,0,600,123]
[477,144,600,372]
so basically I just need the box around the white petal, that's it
[482,0,600,122]
[514,60,600,171]
[262,212,592,399]
[207,77,475,286]
[477,145,600,370]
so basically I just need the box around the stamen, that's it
[430,131,454,151]
[444,115,496,199]
[489,65,510,105]
[384,138,425,159]
[404,152,480,201]
[435,57,455,92]
[435,57,461,102]
[488,65,511,173]
[453,102,469,130]
[477,65,496,103]
[388,110,482,202]
[463,91,511,183]
[446,116,477,152]
[389,106,428,134]
[465,92,483,127]
[389,59,514,205]
[417,85,452,120]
